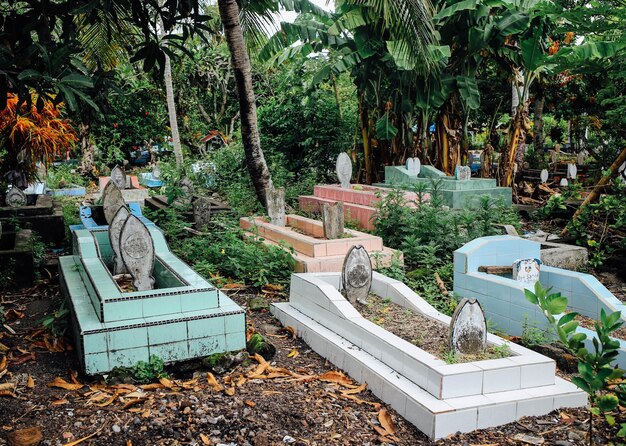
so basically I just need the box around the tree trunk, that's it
[533,88,545,155]
[78,122,95,176]
[218,0,272,207]
[435,102,462,175]
[359,93,372,184]
[501,105,525,187]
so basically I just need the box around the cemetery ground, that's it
[0,274,622,445]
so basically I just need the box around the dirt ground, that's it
[0,277,621,446]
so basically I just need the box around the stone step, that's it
[271,302,587,440]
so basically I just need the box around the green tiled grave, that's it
[374,165,512,209]
[60,226,246,374]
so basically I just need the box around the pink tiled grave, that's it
[299,184,428,231]
[98,176,149,203]
[239,214,402,272]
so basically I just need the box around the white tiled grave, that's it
[271,272,587,440]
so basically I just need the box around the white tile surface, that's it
[520,362,556,388]
[483,366,521,393]
[434,408,478,439]
[477,402,517,429]
[517,396,554,418]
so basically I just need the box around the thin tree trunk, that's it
[79,122,95,176]
[164,53,184,168]
[359,93,372,184]
[533,88,545,156]
[218,0,272,207]
[501,106,524,187]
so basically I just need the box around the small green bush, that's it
[109,355,169,384]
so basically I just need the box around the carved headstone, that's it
[119,214,155,291]
[109,206,130,275]
[110,165,127,190]
[193,197,213,229]
[567,163,577,180]
[406,157,421,175]
[6,188,26,207]
[454,165,471,181]
[619,161,626,182]
[179,177,194,198]
[322,202,344,240]
[560,178,569,187]
[152,163,161,179]
[577,152,586,165]
[336,153,352,189]
[266,187,286,227]
[512,258,541,284]
[341,245,372,305]
[102,181,125,225]
[449,298,487,355]
[540,169,549,184]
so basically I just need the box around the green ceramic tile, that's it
[147,321,187,344]
[110,347,149,368]
[224,313,245,334]
[108,327,148,350]
[189,335,226,358]
[104,299,143,322]
[143,295,181,318]
[149,341,189,363]
[83,333,108,354]
[181,291,218,312]
[84,353,110,374]
[187,317,225,339]
[225,332,246,352]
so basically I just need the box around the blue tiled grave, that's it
[60,225,246,374]
[454,235,626,366]
[76,203,153,231]
[374,164,512,209]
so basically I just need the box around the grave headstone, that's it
[6,188,26,208]
[341,245,372,305]
[560,178,569,187]
[449,298,487,355]
[152,163,161,179]
[549,150,557,164]
[193,197,213,229]
[454,165,471,181]
[406,157,421,175]
[179,177,195,201]
[577,152,586,165]
[618,161,626,183]
[120,214,155,291]
[540,169,549,184]
[266,187,286,227]
[322,202,344,240]
[110,165,127,190]
[336,153,352,189]
[512,258,541,284]
[102,182,125,225]
[567,163,577,180]
[109,206,130,275]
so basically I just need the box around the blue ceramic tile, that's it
[108,327,148,350]
[189,335,226,358]
[110,346,149,368]
[104,300,143,322]
[187,317,225,339]
[225,332,246,352]
[149,341,188,363]
[83,333,108,355]
[224,313,245,334]
[148,321,187,344]
[143,295,182,318]
[84,353,110,374]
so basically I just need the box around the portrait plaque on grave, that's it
[512,258,541,284]
[120,215,155,291]
[449,298,487,355]
[336,153,352,189]
[341,245,372,305]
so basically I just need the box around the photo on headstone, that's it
[512,258,541,284]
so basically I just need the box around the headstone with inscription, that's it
[512,258,541,284]
[406,157,421,175]
[454,165,471,181]
[119,214,155,291]
[266,187,286,227]
[322,201,344,240]
[179,177,195,202]
[110,165,127,190]
[193,197,213,229]
[102,182,125,225]
[449,298,487,355]
[109,206,130,275]
[341,245,372,305]
[336,153,353,189]
[152,163,161,179]
[6,188,26,208]
[540,169,549,184]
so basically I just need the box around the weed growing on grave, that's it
[38,298,70,338]
[46,164,87,189]
[109,355,169,384]
[520,314,552,346]
[525,281,626,443]
[60,197,82,248]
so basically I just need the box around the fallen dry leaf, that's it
[7,427,42,446]
[26,375,34,388]
[285,326,296,339]
[158,377,175,389]
[94,391,118,407]
[52,399,69,406]
[0,382,15,392]
[244,400,256,407]
[287,348,299,358]
[139,383,164,391]
[378,409,396,435]
[340,383,367,395]
[0,390,16,398]
[48,377,83,391]
[0,355,6,372]
[319,371,353,387]
[200,433,210,445]
[224,387,235,396]
[207,373,223,392]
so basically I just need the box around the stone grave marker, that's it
[549,150,558,163]
[540,169,549,184]
[193,197,213,229]
[341,245,372,305]
[406,157,421,175]
[179,177,195,201]
[267,187,286,227]
[449,298,487,355]
[336,152,352,189]
[454,165,471,181]
[577,152,586,165]
[110,165,127,190]
[322,201,344,239]
[120,214,155,291]
[6,188,26,208]
[512,258,541,284]
[567,163,577,179]
[618,161,626,182]
[102,181,125,225]
[109,206,130,275]
[152,163,161,179]
[560,178,569,187]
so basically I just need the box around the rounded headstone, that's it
[336,153,352,189]
[341,245,372,305]
[560,178,569,187]
[577,152,585,165]
[120,214,155,291]
[109,206,130,275]
[406,157,421,175]
[110,165,127,190]
[567,163,577,180]
[102,181,125,225]
[540,169,549,184]
[454,165,471,181]
[152,164,161,179]
[6,188,26,207]
[618,161,626,182]
[449,298,487,355]
[179,177,195,199]
[193,197,213,229]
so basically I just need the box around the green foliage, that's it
[45,164,87,190]
[536,194,567,218]
[38,299,71,338]
[520,315,552,347]
[110,355,169,384]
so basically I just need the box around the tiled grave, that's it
[271,272,586,439]
[47,185,87,197]
[77,202,154,231]
[98,175,149,203]
[0,193,64,247]
[454,235,626,366]
[299,184,425,231]
[239,214,401,272]
[60,225,246,374]
[374,163,512,209]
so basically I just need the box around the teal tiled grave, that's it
[374,164,512,209]
[454,235,626,366]
[272,272,585,440]
[60,225,246,374]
